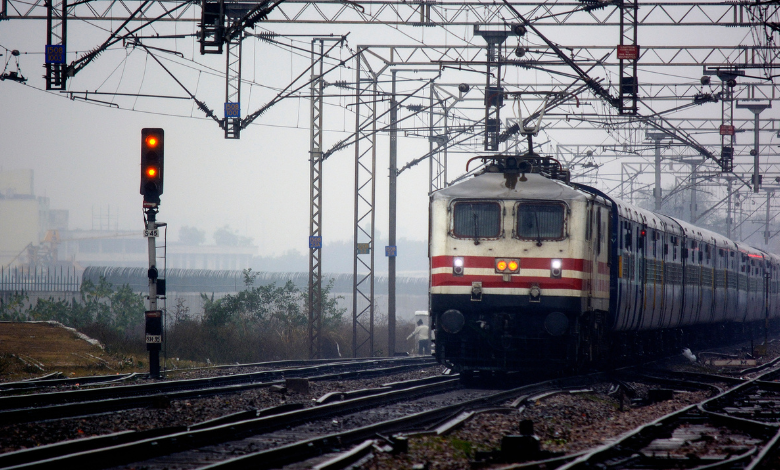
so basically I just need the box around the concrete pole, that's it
[388,71,397,357]
[766,190,772,247]
[654,140,662,211]
[146,208,159,378]
[646,133,668,211]
[736,101,770,193]
[726,177,733,240]
[690,162,698,223]
[754,111,761,194]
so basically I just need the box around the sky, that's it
[0,19,439,256]
[1,4,775,257]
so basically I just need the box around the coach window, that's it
[515,202,566,241]
[452,201,502,240]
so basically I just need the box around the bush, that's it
[164,270,348,363]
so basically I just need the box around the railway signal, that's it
[140,127,165,378]
[141,128,164,205]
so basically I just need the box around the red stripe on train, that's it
[431,273,584,290]
[431,255,586,271]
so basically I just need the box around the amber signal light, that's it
[495,258,520,274]
[145,136,159,148]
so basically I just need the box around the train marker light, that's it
[495,258,520,274]
[453,257,464,276]
[551,258,563,278]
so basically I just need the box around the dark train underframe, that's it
[432,294,780,374]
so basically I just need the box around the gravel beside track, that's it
[366,383,710,470]
[0,366,447,453]
[115,388,494,470]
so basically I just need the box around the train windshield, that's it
[516,203,565,240]
[453,202,501,239]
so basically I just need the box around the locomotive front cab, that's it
[430,169,606,373]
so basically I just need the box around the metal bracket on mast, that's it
[45,0,67,90]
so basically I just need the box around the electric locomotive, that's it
[429,154,780,374]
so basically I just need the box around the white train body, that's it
[428,167,780,372]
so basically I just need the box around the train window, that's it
[515,203,566,241]
[652,231,657,256]
[452,201,502,239]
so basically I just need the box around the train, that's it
[428,153,780,374]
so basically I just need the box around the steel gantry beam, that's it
[5,1,768,28]
[352,48,378,358]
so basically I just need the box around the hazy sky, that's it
[0,5,771,257]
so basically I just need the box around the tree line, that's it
[0,269,347,363]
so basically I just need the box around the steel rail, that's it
[197,379,572,469]
[0,357,433,406]
[0,372,141,393]
[0,360,437,424]
[557,367,780,469]
[1,377,462,470]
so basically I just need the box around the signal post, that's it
[141,128,164,378]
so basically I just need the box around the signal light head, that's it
[141,128,164,202]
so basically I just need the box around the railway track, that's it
[0,357,399,395]
[4,350,775,469]
[0,357,435,424]
[0,373,463,469]
[544,366,780,470]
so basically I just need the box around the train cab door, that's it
[588,204,608,307]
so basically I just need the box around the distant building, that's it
[0,170,256,271]
[0,170,65,268]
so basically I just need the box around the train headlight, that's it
[441,309,465,334]
[551,259,563,278]
[453,257,464,276]
[495,258,520,274]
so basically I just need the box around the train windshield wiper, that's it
[473,212,480,245]
[534,210,543,246]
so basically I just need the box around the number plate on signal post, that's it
[146,335,162,344]
[144,229,159,237]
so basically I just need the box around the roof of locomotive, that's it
[432,172,592,202]
[436,172,779,262]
